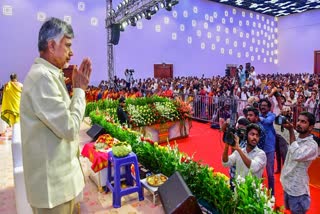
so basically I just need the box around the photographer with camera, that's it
[222,123,267,179]
[274,97,291,174]
[259,98,277,196]
[221,118,250,190]
[125,69,134,91]
[280,111,318,214]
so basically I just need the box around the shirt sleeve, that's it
[30,74,85,141]
[260,112,276,125]
[222,151,237,167]
[250,150,267,173]
[288,141,318,162]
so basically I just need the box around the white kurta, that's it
[20,58,85,208]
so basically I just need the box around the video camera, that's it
[223,98,238,146]
[275,115,288,125]
[126,69,135,74]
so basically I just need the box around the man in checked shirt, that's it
[281,111,318,214]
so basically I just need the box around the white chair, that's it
[11,123,32,214]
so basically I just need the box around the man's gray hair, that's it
[38,17,74,51]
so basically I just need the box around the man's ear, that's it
[308,125,314,133]
[47,40,56,54]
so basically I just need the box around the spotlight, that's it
[165,4,172,11]
[120,22,128,31]
[144,10,152,20]
[130,18,136,26]
[160,2,165,8]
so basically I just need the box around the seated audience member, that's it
[222,123,267,179]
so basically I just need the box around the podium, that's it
[154,63,173,78]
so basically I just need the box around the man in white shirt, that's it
[20,17,92,213]
[281,111,318,214]
[222,123,267,179]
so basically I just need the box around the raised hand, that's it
[72,58,92,91]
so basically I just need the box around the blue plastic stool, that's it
[106,151,144,208]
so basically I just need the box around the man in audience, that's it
[117,96,128,125]
[20,17,92,213]
[237,65,246,87]
[222,118,251,190]
[259,98,277,196]
[222,123,267,179]
[245,107,266,150]
[281,112,318,214]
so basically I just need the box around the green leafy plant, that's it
[86,99,280,214]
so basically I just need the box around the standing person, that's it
[259,98,277,196]
[245,107,266,150]
[222,118,251,190]
[1,73,23,126]
[281,112,318,214]
[238,65,246,87]
[20,17,92,213]
[222,123,267,179]
[117,96,128,125]
[125,69,134,91]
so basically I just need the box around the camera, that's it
[274,91,281,98]
[223,126,236,146]
[275,115,287,125]
[128,69,134,74]
[236,127,246,140]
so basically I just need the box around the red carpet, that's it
[168,121,320,213]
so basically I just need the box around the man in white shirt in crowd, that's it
[20,17,92,213]
[222,123,267,179]
[281,111,318,214]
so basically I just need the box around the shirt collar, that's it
[34,57,64,79]
[297,134,314,142]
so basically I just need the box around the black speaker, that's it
[110,24,120,45]
[158,172,202,214]
[86,124,106,141]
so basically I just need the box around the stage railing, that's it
[172,93,320,124]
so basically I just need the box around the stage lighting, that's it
[171,0,179,6]
[130,17,137,26]
[165,4,172,11]
[144,10,152,20]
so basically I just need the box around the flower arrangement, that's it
[173,97,193,120]
[154,102,180,123]
[86,96,192,128]
[126,104,157,127]
[233,174,279,213]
